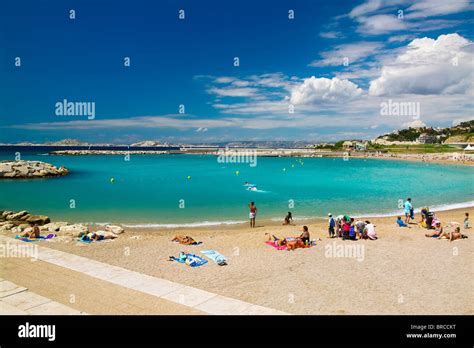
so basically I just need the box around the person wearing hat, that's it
[328,213,336,238]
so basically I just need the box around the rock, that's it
[0,223,14,230]
[40,222,69,232]
[18,223,31,230]
[25,215,51,225]
[0,160,70,179]
[6,211,29,221]
[105,225,124,234]
[19,214,33,221]
[59,224,88,237]
[11,227,22,234]
[1,211,13,218]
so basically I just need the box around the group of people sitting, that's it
[328,214,377,240]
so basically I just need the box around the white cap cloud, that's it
[369,33,474,96]
[290,76,363,105]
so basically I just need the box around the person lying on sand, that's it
[282,212,294,225]
[425,222,443,238]
[171,235,199,245]
[80,231,118,242]
[265,233,287,247]
[20,224,40,239]
[437,226,468,242]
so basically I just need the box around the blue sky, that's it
[1,0,473,144]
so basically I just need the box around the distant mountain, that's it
[44,139,90,146]
[130,140,164,147]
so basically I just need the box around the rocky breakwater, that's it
[50,150,169,155]
[0,160,69,178]
[0,210,125,238]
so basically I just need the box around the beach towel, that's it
[265,240,315,251]
[169,253,208,267]
[15,233,56,242]
[265,241,287,250]
[201,250,227,266]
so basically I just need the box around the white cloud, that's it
[310,41,383,67]
[356,14,408,35]
[207,87,258,97]
[319,31,342,39]
[290,77,363,105]
[369,33,474,96]
[347,0,470,35]
[406,0,471,19]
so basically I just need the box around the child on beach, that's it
[283,212,294,225]
[328,213,335,238]
[355,220,366,239]
[464,213,470,229]
[342,217,351,240]
[396,216,408,227]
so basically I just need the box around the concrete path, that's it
[0,236,287,315]
[0,279,84,315]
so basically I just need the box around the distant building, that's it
[416,133,437,144]
[464,144,474,151]
[354,142,367,151]
[342,141,354,149]
[342,140,368,151]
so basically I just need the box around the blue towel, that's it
[201,250,227,266]
[170,253,208,267]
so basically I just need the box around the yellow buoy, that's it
[235,170,240,176]
[187,175,191,180]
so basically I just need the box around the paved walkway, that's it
[0,236,287,315]
[0,279,84,315]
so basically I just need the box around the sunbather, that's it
[80,231,118,242]
[425,222,443,238]
[265,233,287,247]
[20,224,40,239]
[171,235,199,245]
[437,226,468,241]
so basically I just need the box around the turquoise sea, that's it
[1,152,473,227]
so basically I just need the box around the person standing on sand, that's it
[328,213,335,238]
[404,198,413,224]
[248,201,257,228]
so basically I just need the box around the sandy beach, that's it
[3,207,472,315]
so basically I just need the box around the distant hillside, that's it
[376,120,474,144]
